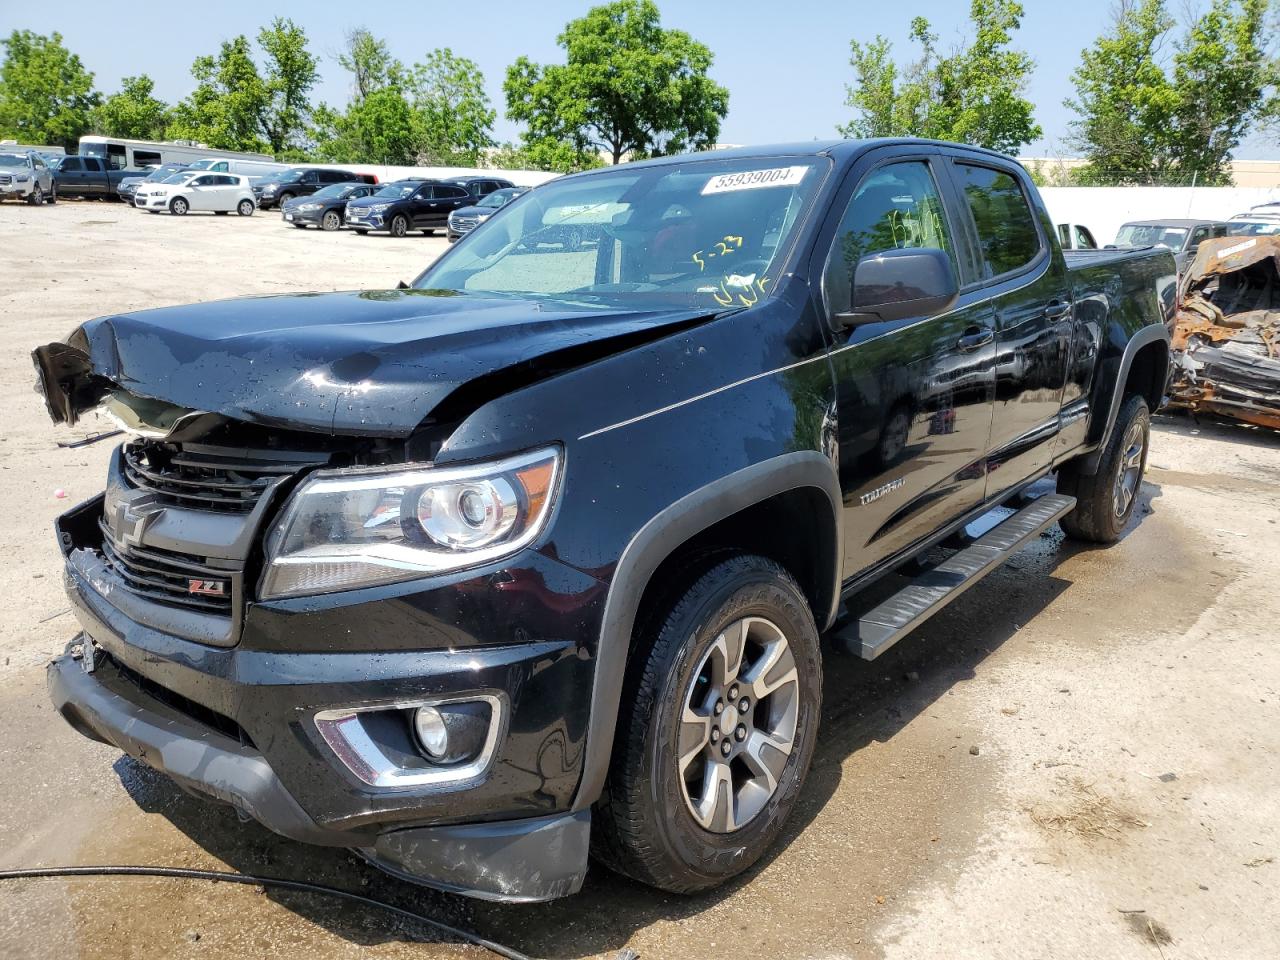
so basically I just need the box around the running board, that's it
[832,493,1076,661]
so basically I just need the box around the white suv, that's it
[135,172,256,216]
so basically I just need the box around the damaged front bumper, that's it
[1168,236,1280,429]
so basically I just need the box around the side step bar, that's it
[831,493,1076,661]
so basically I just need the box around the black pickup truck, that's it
[33,140,1174,903]
[51,154,148,199]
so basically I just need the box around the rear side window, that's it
[954,163,1041,279]
[437,186,469,199]
[823,160,956,315]
[85,158,104,173]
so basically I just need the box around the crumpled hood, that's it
[33,288,711,438]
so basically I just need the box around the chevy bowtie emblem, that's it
[188,579,228,597]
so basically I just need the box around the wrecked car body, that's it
[1168,235,1280,429]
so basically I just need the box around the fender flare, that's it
[571,450,841,811]
[1081,323,1170,473]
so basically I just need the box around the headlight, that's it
[260,447,561,599]
[368,202,390,213]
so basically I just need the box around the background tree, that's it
[504,0,729,168]
[407,49,495,165]
[337,27,396,102]
[256,17,319,155]
[94,74,170,140]
[0,31,99,149]
[838,1,1042,154]
[1067,0,1270,185]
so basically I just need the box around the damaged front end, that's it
[1168,236,1280,429]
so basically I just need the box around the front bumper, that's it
[346,210,386,231]
[49,648,590,901]
[282,207,323,225]
[49,488,607,900]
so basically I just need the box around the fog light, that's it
[413,706,449,759]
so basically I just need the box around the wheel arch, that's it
[1082,324,1169,472]
[572,450,841,811]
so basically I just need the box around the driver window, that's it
[823,161,956,316]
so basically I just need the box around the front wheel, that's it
[321,210,341,231]
[169,196,188,216]
[593,554,822,893]
[27,185,43,205]
[389,214,408,238]
[1058,393,1150,543]
[237,199,254,217]
[277,192,295,206]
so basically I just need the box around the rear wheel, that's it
[390,214,408,238]
[237,199,254,217]
[1058,393,1150,543]
[593,554,822,893]
[169,196,188,216]
[321,210,341,231]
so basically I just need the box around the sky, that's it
[14,0,1280,160]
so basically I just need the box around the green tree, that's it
[169,19,317,156]
[505,0,729,166]
[838,1,1042,154]
[407,49,495,164]
[94,74,170,140]
[1067,0,1270,185]
[0,30,99,149]
[337,27,396,101]
[311,88,419,164]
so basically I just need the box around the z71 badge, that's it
[188,579,228,597]
[859,477,906,506]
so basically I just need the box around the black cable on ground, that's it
[0,865,534,960]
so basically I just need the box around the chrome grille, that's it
[122,442,319,514]
[98,524,234,614]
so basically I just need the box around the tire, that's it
[237,199,254,217]
[593,554,822,894]
[169,196,188,216]
[277,192,295,206]
[321,210,341,231]
[27,185,43,206]
[390,214,408,238]
[1058,393,1150,544]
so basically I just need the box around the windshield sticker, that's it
[702,166,808,195]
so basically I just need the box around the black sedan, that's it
[281,182,379,231]
[447,187,528,241]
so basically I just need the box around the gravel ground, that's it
[1,201,1277,960]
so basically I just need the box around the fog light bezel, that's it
[314,693,505,789]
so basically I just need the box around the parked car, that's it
[50,155,143,199]
[117,163,190,203]
[1225,211,1280,236]
[280,182,379,230]
[134,172,256,216]
[1112,219,1229,272]
[447,186,528,241]
[446,175,516,199]
[0,150,55,204]
[254,167,373,209]
[345,179,474,237]
[1056,222,1098,250]
[34,139,1174,904]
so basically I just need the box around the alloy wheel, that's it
[1113,419,1145,517]
[678,616,799,833]
[322,210,340,231]
[391,215,408,238]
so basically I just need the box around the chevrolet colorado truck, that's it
[33,140,1174,903]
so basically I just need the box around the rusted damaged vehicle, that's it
[1168,235,1280,429]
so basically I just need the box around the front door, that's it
[186,175,216,211]
[821,152,997,580]
[944,156,1072,499]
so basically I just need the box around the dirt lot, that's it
[1,201,1278,960]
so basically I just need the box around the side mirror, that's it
[835,247,959,327]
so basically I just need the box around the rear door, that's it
[82,158,108,195]
[433,185,472,225]
[942,153,1072,499]
[819,146,998,576]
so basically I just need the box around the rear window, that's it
[954,163,1042,279]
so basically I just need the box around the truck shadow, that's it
[112,486,1164,959]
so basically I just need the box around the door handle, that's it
[1044,302,1071,320]
[956,327,993,352]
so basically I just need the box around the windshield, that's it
[1226,219,1280,236]
[374,181,420,199]
[478,189,521,208]
[415,157,828,307]
[0,153,29,168]
[1114,224,1189,249]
